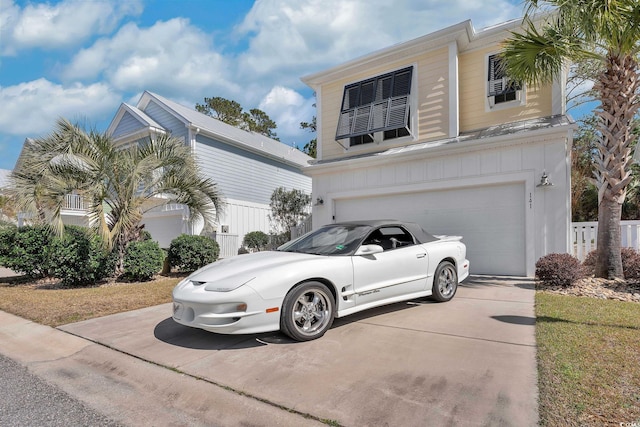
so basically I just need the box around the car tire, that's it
[280,281,335,341]
[431,261,458,302]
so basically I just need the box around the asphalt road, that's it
[0,354,121,427]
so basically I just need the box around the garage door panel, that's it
[142,215,185,249]
[334,183,525,276]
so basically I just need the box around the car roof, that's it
[327,220,437,243]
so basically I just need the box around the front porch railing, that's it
[64,194,85,211]
[571,220,640,260]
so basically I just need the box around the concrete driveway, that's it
[58,276,538,426]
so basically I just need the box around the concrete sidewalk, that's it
[0,312,324,426]
[1,276,538,426]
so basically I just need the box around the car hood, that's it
[187,251,321,292]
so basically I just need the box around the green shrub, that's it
[168,234,219,272]
[49,226,116,287]
[622,248,640,279]
[583,248,640,279]
[138,229,153,242]
[536,253,585,287]
[243,231,269,252]
[123,240,164,281]
[0,226,16,268]
[2,225,54,278]
[268,232,289,250]
[0,220,16,231]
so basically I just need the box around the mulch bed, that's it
[538,277,640,302]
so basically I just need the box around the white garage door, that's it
[142,214,185,249]
[334,183,525,276]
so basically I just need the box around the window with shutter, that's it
[487,54,522,107]
[336,67,413,146]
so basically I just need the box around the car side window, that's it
[362,226,416,251]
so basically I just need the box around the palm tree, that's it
[501,1,640,278]
[12,118,224,272]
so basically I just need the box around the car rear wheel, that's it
[431,261,458,302]
[281,281,335,341]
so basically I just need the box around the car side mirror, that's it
[354,244,384,256]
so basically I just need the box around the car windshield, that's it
[278,224,371,256]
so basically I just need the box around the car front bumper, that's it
[172,280,282,335]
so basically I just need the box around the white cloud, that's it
[0,0,143,55]
[63,18,239,101]
[234,0,523,88]
[259,86,315,143]
[0,1,21,56]
[0,0,528,159]
[0,79,121,136]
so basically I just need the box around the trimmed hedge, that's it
[168,234,219,272]
[242,231,269,252]
[49,225,116,287]
[123,240,165,281]
[0,225,53,278]
[536,253,585,287]
[583,248,640,279]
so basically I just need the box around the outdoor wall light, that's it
[537,171,554,187]
[315,197,324,206]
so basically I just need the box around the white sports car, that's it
[172,220,469,341]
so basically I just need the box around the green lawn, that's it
[536,292,640,426]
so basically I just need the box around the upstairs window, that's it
[336,66,413,146]
[487,54,523,108]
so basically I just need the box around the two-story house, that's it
[44,91,311,257]
[302,18,574,276]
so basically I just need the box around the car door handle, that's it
[416,253,426,258]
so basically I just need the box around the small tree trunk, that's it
[595,198,623,279]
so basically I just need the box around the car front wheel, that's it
[281,281,335,341]
[431,261,458,302]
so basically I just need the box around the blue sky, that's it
[0,0,534,170]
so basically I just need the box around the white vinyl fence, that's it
[291,216,313,240]
[571,220,640,260]
[215,233,240,259]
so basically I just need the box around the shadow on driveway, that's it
[154,297,431,350]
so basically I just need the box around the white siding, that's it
[141,199,273,255]
[111,111,146,139]
[143,101,189,142]
[309,129,572,276]
[195,135,312,205]
[217,198,272,238]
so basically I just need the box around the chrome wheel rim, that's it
[438,265,457,298]
[292,288,332,337]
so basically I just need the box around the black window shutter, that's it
[336,66,413,140]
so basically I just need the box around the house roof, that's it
[135,91,312,168]
[309,115,576,166]
[121,103,165,131]
[301,17,527,87]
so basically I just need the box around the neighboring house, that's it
[301,18,574,276]
[105,91,312,255]
[0,169,15,223]
[15,93,312,256]
[13,139,92,228]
